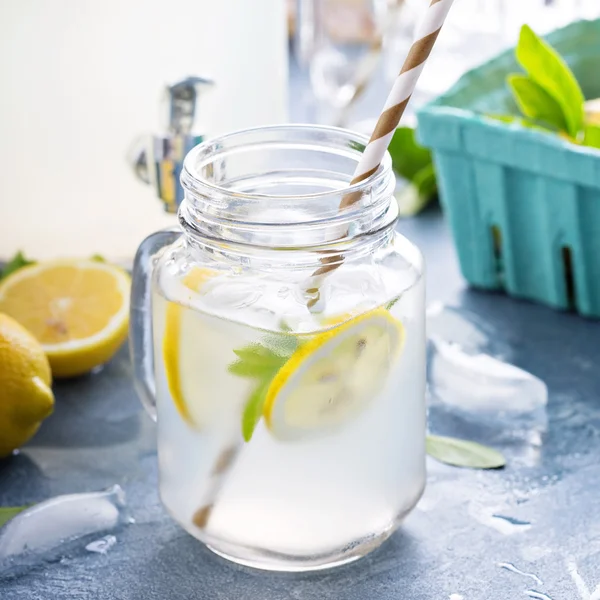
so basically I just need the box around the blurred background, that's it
[1,0,599,261]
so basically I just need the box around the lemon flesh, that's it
[0,260,130,377]
[162,268,222,428]
[0,313,54,457]
[264,309,404,442]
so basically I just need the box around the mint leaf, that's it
[388,126,433,182]
[508,74,567,131]
[229,334,299,441]
[515,24,584,138]
[231,346,287,370]
[1,251,36,280]
[386,297,399,311]
[426,435,506,469]
[241,380,271,442]
[583,124,600,149]
[0,505,30,528]
[228,356,286,379]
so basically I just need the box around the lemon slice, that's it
[0,260,130,378]
[263,309,404,441]
[162,267,220,427]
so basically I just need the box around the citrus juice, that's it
[151,263,425,570]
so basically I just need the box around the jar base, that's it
[204,525,397,572]
[165,477,426,572]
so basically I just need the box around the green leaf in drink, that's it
[241,380,272,442]
[515,24,585,139]
[229,334,298,441]
[507,74,567,132]
[426,435,506,469]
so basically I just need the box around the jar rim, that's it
[180,123,393,203]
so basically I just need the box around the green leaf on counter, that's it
[0,251,36,280]
[388,126,433,182]
[515,24,584,138]
[426,435,506,469]
[583,124,600,149]
[507,74,567,131]
[90,254,106,262]
[0,505,30,528]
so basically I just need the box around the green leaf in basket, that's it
[485,114,546,131]
[583,124,600,149]
[388,126,433,182]
[0,505,30,528]
[507,74,567,132]
[515,24,585,139]
[426,435,506,469]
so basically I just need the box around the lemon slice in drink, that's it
[263,309,404,442]
[163,267,220,427]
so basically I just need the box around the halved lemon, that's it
[162,267,221,427]
[263,308,404,441]
[0,260,130,378]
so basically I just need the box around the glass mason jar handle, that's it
[129,228,181,421]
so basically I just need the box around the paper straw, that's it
[343,0,455,201]
[306,0,455,309]
[193,0,456,527]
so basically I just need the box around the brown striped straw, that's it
[306,0,455,308]
[347,0,454,194]
[193,0,456,529]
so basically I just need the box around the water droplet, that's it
[85,535,116,554]
[490,514,532,534]
[498,562,542,585]
[524,591,553,600]
[567,559,596,600]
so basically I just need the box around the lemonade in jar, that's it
[130,125,426,571]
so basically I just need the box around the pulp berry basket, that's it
[417,19,600,318]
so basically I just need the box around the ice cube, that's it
[428,339,548,414]
[427,301,490,352]
[426,304,548,451]
[0,485,126,562]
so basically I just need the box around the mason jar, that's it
[130,124,426,571]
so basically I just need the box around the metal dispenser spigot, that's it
[129,76,214,213]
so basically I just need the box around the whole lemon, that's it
[0,313,54,457]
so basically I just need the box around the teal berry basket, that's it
[417,19,600,318]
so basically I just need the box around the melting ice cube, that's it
[426,304,548,448]
[0,485,126,561]
[428,339,548,416]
